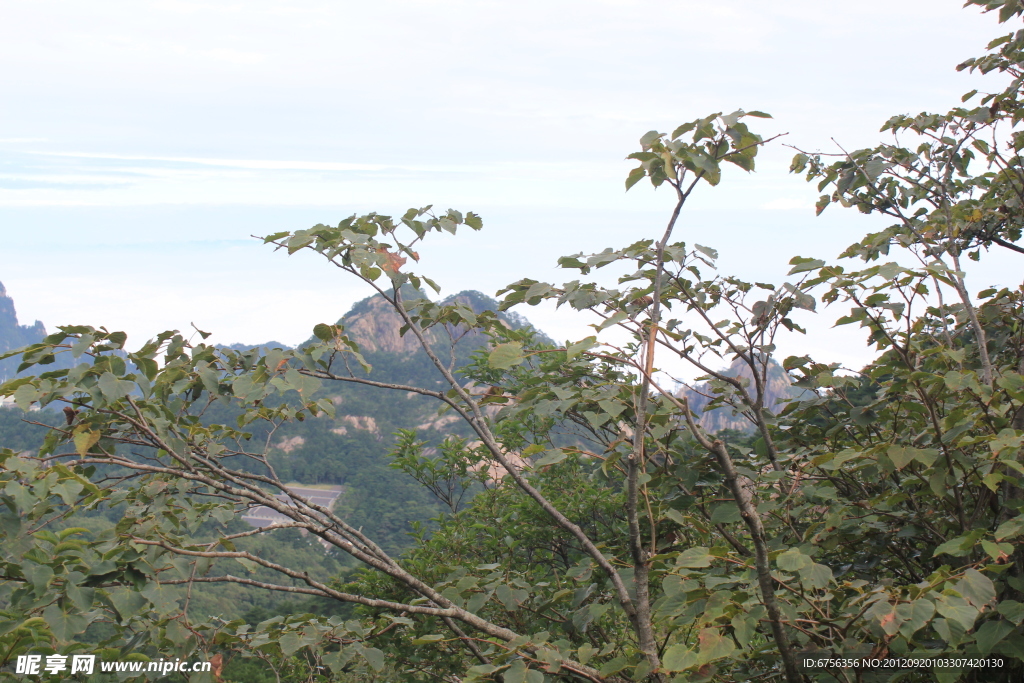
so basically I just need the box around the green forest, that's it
[3,2,1024,682]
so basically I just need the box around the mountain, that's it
[0,284,545,552]
[217,289,546,552]
[310,287,544,354]
[0,281,48,383]
[679,358,807,433]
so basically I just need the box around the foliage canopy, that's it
[3,4,1024,682]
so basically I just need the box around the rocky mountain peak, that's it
[0,281,48,381]
[678,357,807,434]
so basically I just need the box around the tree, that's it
[2,5,1024,682]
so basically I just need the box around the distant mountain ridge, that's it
[223,289,544,356]
[679,358,807,433]
[0,281,48,382]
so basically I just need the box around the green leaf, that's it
[776,547,812,571]
[936,595,979,630]
[676,547,713,568]
[995,515,1024,541]
[279,631,303,656]
[42,605,87,642]
[534,449,567,467]
[799,563,833,590]
[997,600,1024,625]
[263,231,290,243]
[788,257,825,275]
[109,588,148,623]
[960,569,996,608]
[709,504,741,524]
[898,599,935,638]
[886,445,938,470]
[411,634,445,645]
[313,323,334,341]
[74,427,102,457]
[694,244,718,260]
[22,562,53,593]
[933,533,980,557]
[565,336,597,362]
[488,342,524,370]
[361,647,385,672]
[141,582,179,615]
[597,656,629,677]
[696,627,735,664]
[975,619,1014,654]
[625,166,647,190]
[98,371,130,401]
[661,644,696,671]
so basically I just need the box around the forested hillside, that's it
[0,286,547,554]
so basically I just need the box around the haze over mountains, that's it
[1,281,807,549]
[2,280,801,432]
[0,281,47,383]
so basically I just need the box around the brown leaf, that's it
[377,246,407,273]
[209,653,224,682]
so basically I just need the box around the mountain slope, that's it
[229,289,547,552]
[679,358,807,433]
[0,281,47,382]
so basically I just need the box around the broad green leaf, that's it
[22,562,53,593]
[676,547,713,568]
[936,595,978,630]
[141,582,179,615]
[975,619,1014,654]
[788,256,825,274]
[898,599,935,639]
[799,563,833,590]
[959,569,996,608]
[488,342,524,370]
[73,427,101,456]
[565,336,597,362]
[361,647,385,672]
[42,605,87,642]
[533,449,567,467]
[98,371,130,401]
[597,656,629,677]
[696,628,735,664]
[109,588,148,623]
[313,323,334,341]
[997,600,1024,625]
[709,504,741,525]
[995,515,1024,541]
[661,644,696,671]
[279,631,303,656]
[776,547,812,571]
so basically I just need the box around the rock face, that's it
[0,281,48,382]
[679,358,806,434]
[337,289,538,356]
[339,293,426,355]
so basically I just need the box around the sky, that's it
[0,0,1019,379]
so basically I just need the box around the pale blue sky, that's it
[0,0,1016,375]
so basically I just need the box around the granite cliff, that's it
[0,281,47,382]
[678,357,807,433]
